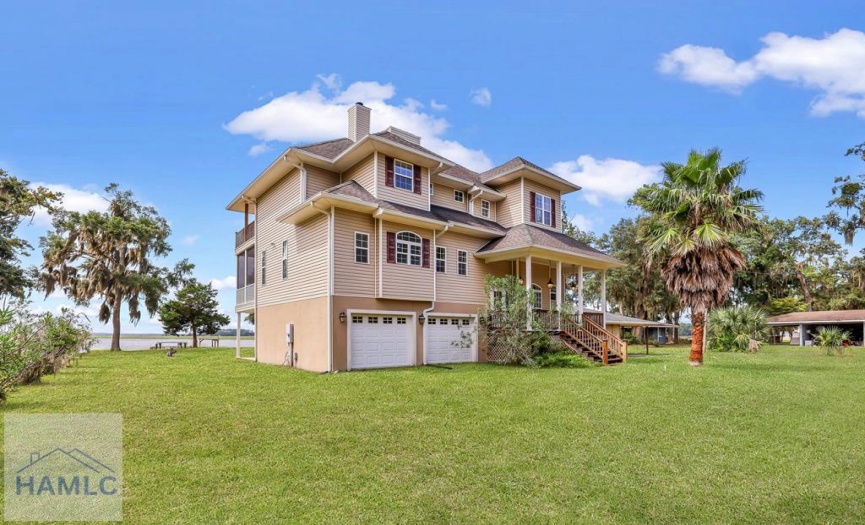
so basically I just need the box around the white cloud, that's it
[30,183,108,227]
[430,99,447,111]
[248,143,272,157]
[225,75,493,171]
[659,28,865,117]
[181,235,200,246]
[469,87,492,107]
[569,214,595,232]
[548,155,661,207]
[210,276,237,291]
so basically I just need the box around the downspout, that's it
[422,223,450,364]
[311,202,333,373]
[469,187,484,216]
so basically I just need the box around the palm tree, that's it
[631,149,763,366]
[40,184,171,351]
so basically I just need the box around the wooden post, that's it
[600,269,607,328]
[525,255,533,331]
[577,265,584,322]
[556,260,562,331]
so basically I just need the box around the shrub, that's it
[0,303,93,401]
[707,306,769,352]
[814,326,851,356]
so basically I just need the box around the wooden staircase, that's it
[559,315,627,365]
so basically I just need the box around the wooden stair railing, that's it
[582,316,628,363]
[560,316,611,365]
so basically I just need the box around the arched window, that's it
[396,231,422,266]
[531,284,542,310]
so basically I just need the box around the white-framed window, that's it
[352,315,363,324]
[261,250,267,286]
[282,240,288,279]
[534,193,552,225]
[461,319,470,326]
[481,199,490,218]
[454,189,465,203]
[368,316,378,324]
[531,284,542,309]
[428,318,437,325]
[355,232,369,264]
[396,231,422,266]
[450,319,459,326]
[383,317,393,324]
[550,286,557,306]
[457,250,468,276]
[492,290,505,309]
[397,317,407,325]
[394,159,414,191]
[429,183,434,196]
[436,246,446,273]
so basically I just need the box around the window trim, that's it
[393,159,414,192]
[480,199,491,218]
[261,249,267,286]
[534,193,553,226]
[549,285,557,307]
[396,231,422,266]
[281,240,288,279]
[457,250,468,276]
[531,284,542,309]
[454,189,465,203]
[354,231,370,264]
[435,246,446,273]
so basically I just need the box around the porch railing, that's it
[235,221,255,248]
[236,284,255,306]
[583,316,627,363]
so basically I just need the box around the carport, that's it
[766,310,865,346]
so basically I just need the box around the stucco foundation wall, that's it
[257,297,329,372]
[330,296,486,370]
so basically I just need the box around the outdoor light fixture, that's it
[338,312,346,323]
[518,275,524,285]
[547,265,554,289]
[418,314,426,325]
[547,278,555,289]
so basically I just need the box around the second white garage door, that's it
[426,317,475,364]
[349,314,412,369]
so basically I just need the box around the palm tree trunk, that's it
[690,309,706,365]
[110,295,122,351]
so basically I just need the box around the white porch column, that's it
[601,269,607,328]
[556,260,562,330]
[525,255,533,330]
[577,265,584,321]
[799,323,805,347]
[236,312,241,359]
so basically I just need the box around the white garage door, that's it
[350,314,412,369]
[426,317,475,364]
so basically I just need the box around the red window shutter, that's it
[385,156,395,187]
[387,232,396,263]
[413,164,422,194]
[529,191,536,223]
[551,198,557,228]
[422,238,431,268]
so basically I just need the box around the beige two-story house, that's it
[228,103,624,371]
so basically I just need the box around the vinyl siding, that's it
[470,197,496,221]
[430,183,468,212]
[434,231,491,305]
[306,165,339,198]
[377,154,429,210]
[256,169,328,306]
[380,221,434,301]
[523,178,562,233]
[342,154,376,195]
[333,209,376,297]
[494,179,523,228]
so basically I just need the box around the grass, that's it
[3,345,865,523]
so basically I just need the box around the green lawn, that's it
[3,345,865,523]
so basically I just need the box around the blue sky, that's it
[3,1,864,332]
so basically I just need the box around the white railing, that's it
[236,284,255,306]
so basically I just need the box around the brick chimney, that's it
[348,102,371,142]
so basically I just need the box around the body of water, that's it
[92,337,254,351]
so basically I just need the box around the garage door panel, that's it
[350,314,412,369]
[427,317,475,364]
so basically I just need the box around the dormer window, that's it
[394,160,414,191]
[454,190,465,203]
[481,199,490,218]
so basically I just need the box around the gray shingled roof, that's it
[320,183,620,265]
[295,137,354,159]
[477,223,621,264]
[481,156,575,188]
[430,205,508,234]
[767,310,865,325]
